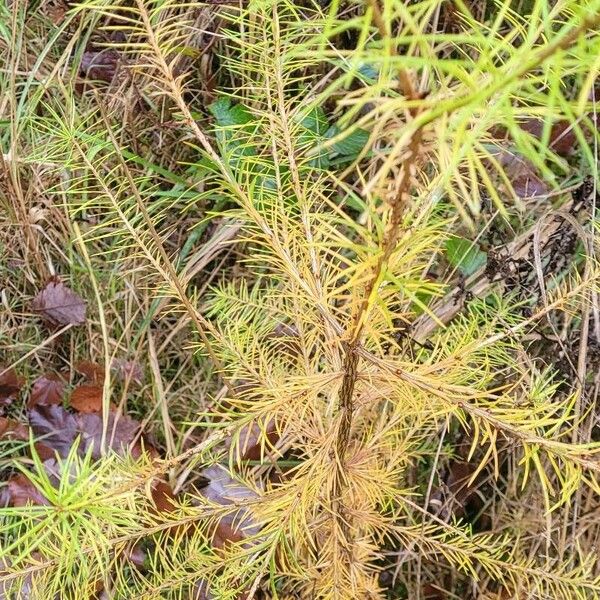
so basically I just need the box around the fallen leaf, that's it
[32,280,86,326]
[519,118,577,157]
[491,119,577,157]
[134,441,160,461]
[33,443,57,461]
[0,367,24,405]
[199,466,260,548]
[3,460,84,508]
[77,411,140,460]
[422,583,447,599]
[192,581,216,600]
[29,405,78,459]
[200,466,258,505]
[270,323,299,338]
[0,417,29,441]
[444,236,487,276]
[268,323,302,358]
[492,149,549,199]
[28,373,66,408]
[213,519,246,548]
[29,403,148,461]
[150,479,177,513]
[74,361,105,383]
[112,359,144,385]
[225,420,279,461]
[428,436,491,531]
[232,380,258,396]
[445,461,479,513]
[48,2,67,25]
[80,49,121,83]
[6,474,50,507]
[42,458,79,487]
[123,543,146,570]
[149,479,193,537]
[70,385,103,413]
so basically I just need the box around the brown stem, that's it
[333,126,425,498]
[335,0,426,468]
[336,341,360,460]
[331,4,427,555]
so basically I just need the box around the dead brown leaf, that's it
[76,411,141,460]
[199,466,260,549]
[29,405,78,459]
[518,119,577,157]
[491,119,578,158]
[74,361,105,383]
[150,480,177,514]
[0,368,24,406]
[192,581,216,600]
[2,459,85,508]
[422,583,447,599]
[29,373,66,408]
[48,2,67,24]
[80,49,121,82]
[112,359,144,385]
[28,404,141,460]
[32,280,86,326]
[123,543,146,571]
[70,385,103,413]
[149,479,194,538]
[6,474,50,507]
[492,149,550,199]
[0,417,29,441]
[225,420,279,461]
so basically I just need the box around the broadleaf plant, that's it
[1,0,600,599]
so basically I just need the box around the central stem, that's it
[336,341,360,460]
[330,0,426,558]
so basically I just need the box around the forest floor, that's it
[1,1,599,599]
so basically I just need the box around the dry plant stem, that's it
[337,0,424,453]
[335,340,360,460]
[73,222,113,456]
[335,131,423,456]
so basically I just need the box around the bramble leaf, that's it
[445,236,487,276]
[326,124,369,158]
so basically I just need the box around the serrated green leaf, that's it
[294,106,330,170]
[209,97,254,127]
[326,125,369,158]
[297,106,328,135]
[208,97,258,171]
